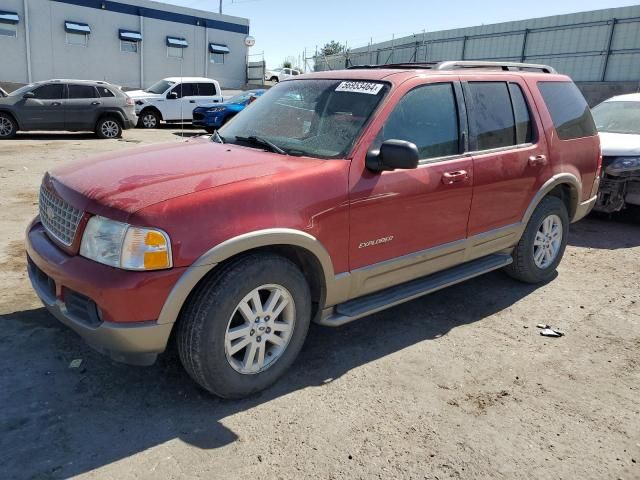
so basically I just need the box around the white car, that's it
[591,93,640,213]
[127,77,222,128]
[264,68,301,83]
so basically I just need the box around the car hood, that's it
[599,132,640,157]
[126,89,161,100]
[196,101,238,110]
[48,139,323,216]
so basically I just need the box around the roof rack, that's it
[347,60,556,74]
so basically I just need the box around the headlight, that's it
[606,157,640,175]
[207,107,226,113]
[80,216,172,270]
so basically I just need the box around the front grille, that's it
[193,112,204,121]
[39,186,83,246]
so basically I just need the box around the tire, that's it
[95,117,122,139]
[270,76,279,83]
[137,109,160,129]
[177,254,312,398]
[0,112,17,139]
[204,127,216,134]
[505,196,569,284]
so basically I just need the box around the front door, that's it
[64,84,102,130]
[165,82,196,121]
[348,80,473,295]
[20,84,65,130]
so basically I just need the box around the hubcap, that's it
[101,120,119,138]
[533,214,563,269]
[224,284,295,375]
[142,114,156,128]
[0,117,13,137]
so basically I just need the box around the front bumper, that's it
[192,110,224,128]
[26,220,184,365]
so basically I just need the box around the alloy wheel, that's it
[142,114,157,128]
[224,284,295,375]
[0,117,14,137]
[101,120,120,138]
[533,214,563,269]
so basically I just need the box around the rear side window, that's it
[32,84,64,99]
[197,83,217,96]
[467,82,515,150]
[509,83,533,144]
[68,85,98,99]
[171,83,195,98]
[376,83,460,160]
[538,82,596,140]
[97,86,115,97]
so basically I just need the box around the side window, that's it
[68,84,98,99]
[284,69,291,75]
[97,86,115,98]
[375,83,460,160]
[292,70,299,76]
[171,83,195,98]
[538,81,596,140]
[32,84,64,100]
[467,82,515,150]
[197,83,217,96]
[509,83,533,144]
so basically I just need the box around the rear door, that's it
[193,82,221,108]
[463,77,550,236]
[64,84,102,130]
[20,84,65,130]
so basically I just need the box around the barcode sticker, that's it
[335,81,384,95]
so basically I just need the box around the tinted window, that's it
[538,81,596,140]
[32,84,64,100]
[197,83,217,96]
[171,83,195,98]
[468,82,515,150]
[97,86,115,98]
[509,83,533,144]
[68,85,98,99]
[377,83,459,159]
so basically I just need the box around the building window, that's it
[64,21,90,47]
[0,11,19,37]
[0,23,16,37]
[66,32,88,46]
[209,52,224,64]
[168,46,183,59]
[121,40,138,53]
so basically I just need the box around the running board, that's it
[319,254,512,327]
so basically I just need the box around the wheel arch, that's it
[522,174,581,225]
[0,109,20,129]
[96,111,124,126]
[157,229,338,326]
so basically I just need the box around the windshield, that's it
[592,101,640,135]
[9,84,37,97]
[227,91,260,104]
[145,79,175,94]
[218,79,388,158]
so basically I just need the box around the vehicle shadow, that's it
[0,271,544,479]
[11,132,99,141]
[569,214,640,249]
[172,131,209,138]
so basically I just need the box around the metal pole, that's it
[139,14,144,87]
[520,29,529,62]
[219,0,222,14]
[601,18,617,82]
[23,0,31,83]
[422,29,427,62]
[461,36,467,60]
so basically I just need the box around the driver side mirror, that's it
[167,91,178,100]
[23,91,35,99]
[366,139,420,172]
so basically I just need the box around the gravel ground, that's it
[0,127,639,480]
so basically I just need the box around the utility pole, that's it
[219,0,222,14]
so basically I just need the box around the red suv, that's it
[26,61,601,398]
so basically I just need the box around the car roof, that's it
[164,77,217,83]
[603,92,640,103]
[47,79,115,85]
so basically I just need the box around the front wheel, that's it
[138,110,160,129]
[505,196,569,284]
[177,254,311,398]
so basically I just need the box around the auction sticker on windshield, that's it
[335,81,384,95]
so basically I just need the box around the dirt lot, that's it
[0,128,639,480]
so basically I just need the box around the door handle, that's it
[91,101,101,105]
[189,100,196,103]
[528,154,547,167]
[51,102,61,106]
[442,170,469,185]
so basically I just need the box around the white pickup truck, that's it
[127,77,222,128]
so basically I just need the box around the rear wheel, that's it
[177,254,311,398]
[95,117,122,139]
[205,127,216,134]
[138,109,160,129]
[0,113,17,139]
[505,196,569,284]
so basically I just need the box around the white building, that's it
[0,0,251,88]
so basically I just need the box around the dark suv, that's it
[0,80,137,139]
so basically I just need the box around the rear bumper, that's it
[26,220,184,365]
[573,195,597,223]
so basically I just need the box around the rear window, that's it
[68,85,98,99]
[97,86,115,98]
[197,83,217,96]
[538,82,596,140]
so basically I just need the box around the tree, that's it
[282,60,292,68]
[320,41,346,57]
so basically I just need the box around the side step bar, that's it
[319,253,513,327]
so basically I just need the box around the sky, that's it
[162,0,639,68]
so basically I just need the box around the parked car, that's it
[0,79,137,139]
[127,77,222,128]
[264,67,301,83]
[26,61,600,398]
[0,87,7,97]
[192,89,265,133]
[591,93,640,213]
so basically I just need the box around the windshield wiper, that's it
[234,135,286,155]
[212,130,225,144]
